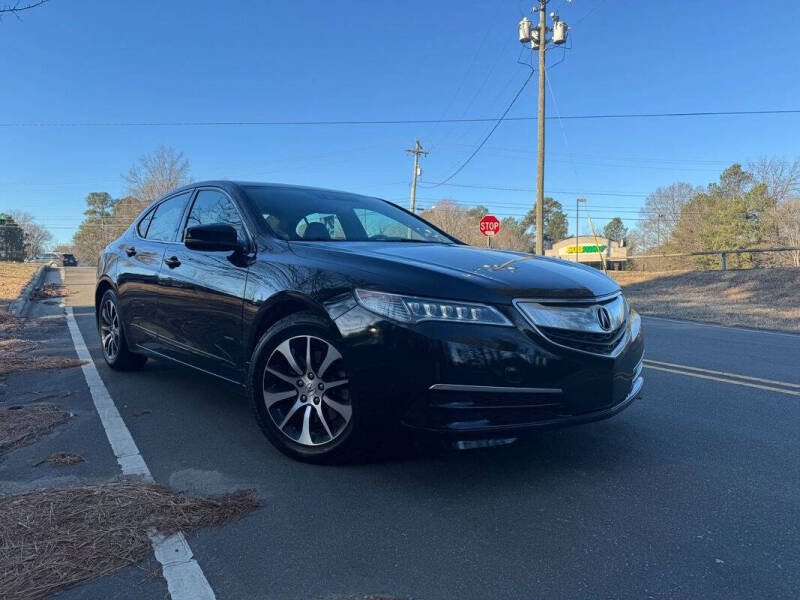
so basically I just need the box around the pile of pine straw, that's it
[0,482,258,600]
[0,403,68,455]
[30,283,78,301]
[0,312,84,376]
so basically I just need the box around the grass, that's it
[0,262,42,305]
[610,268,800,332]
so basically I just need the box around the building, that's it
[545,235,628,270]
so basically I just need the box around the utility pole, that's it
[575,197,586,262]
[519,2,570,255]
[405,140,428,213]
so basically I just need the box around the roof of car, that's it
[171,180,378,200]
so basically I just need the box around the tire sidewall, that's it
[249,313,362,463]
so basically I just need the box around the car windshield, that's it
[243,186,456,244]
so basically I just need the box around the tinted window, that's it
[145,193,190,241]
[184,190,247,241]
[244,186,454,244]
[295,212,346,240]
[137,207,155,237]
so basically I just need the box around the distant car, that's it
[29,253,61,267]
[60,253,77,266]
[95,181,644,463]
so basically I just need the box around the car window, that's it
[184,189,247,241]
[145,193,191,241]
[137,207,155,237]
[244,186,455,244]
[295,212,346,240]
[354,208,429,241]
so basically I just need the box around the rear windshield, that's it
[243,186,455,244]
[62,254,75,259]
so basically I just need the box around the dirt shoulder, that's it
[0,262,42,307]
[610,268,800,332]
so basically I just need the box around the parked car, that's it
[28,253,61,267]
[60,253,78,266]
[95,181,644,463]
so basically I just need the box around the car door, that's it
[156,187,251,382]
[116,192,192,351]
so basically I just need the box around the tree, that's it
[520,197,568,247]
[671,164,777,268]
[123,145,191,205]
[8,210,52,259]
[603,217,627,242]
[72,192,118,265]
[0,1,48,18]
[0,213,26,261]
[773,197,800,267]
[748,156,800,203]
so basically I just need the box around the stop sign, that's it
[479,215,500,237]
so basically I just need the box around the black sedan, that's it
[96,181,644,463]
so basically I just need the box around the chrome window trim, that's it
[512,292,631,358]
[133,190,195,245]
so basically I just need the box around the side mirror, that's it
[185,224,242,252]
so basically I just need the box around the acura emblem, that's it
[596,306,612,331]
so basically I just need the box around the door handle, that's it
[125,247,137,257]
[164,256,181,269]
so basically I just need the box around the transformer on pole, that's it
[517,2,571,255]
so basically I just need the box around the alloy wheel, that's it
[100,298,120,361]
[262,335,352,447]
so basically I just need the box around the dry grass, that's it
[610,268,800,331]
[0,403,69,455]
[0,482,259,600]
[0,262,41,304]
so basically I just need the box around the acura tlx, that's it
[95,181,643,463]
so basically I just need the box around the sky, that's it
[2,0,800,246]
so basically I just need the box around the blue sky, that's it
[2,0,799,245]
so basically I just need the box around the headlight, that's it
[355,289,511,326]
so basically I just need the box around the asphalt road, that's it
[11,266,800,599]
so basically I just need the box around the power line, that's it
[2,109,799,128]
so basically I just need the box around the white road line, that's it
[644,364,800,396]
[64,306,216,600]
[644,359,800,389]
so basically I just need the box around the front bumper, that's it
[334,302,645,437]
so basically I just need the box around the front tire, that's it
[98,290,147,371]
[249,313,367,464]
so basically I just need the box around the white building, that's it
[545,235,628,270]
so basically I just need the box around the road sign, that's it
[479,215,500,237]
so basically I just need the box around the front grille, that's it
[539,322,627,354]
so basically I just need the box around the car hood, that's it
[288,241,620,302]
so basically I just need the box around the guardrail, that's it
[629,247,800,271]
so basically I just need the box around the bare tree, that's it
[8,210,52,258]
[748,156,800,203]
[636,182,702,251]
[0,1,48,17]
[123,145,191,205]
[773,197,800,267]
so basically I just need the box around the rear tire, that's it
[249,312,368,464]
[98,290,147,371]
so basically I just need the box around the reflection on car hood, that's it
[289,241,620,301]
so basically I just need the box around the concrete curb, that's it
[10,264,48,317]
